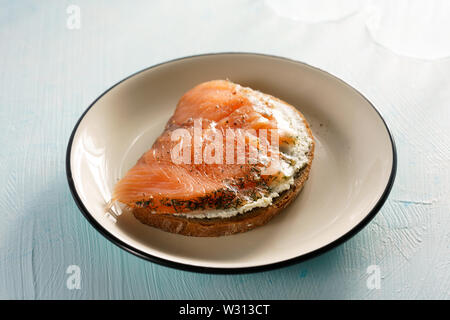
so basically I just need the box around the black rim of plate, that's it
[66,52,397,274]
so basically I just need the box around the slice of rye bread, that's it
[133,108,315,237]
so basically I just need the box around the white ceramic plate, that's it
[66,53,396,273]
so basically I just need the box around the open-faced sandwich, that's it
[112,80,314,236]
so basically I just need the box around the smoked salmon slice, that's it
[112,80,308,215]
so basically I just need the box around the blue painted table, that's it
[1,0,449,299]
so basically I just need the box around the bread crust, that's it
[133,107,314,237]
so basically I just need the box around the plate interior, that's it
[69,54,394,269]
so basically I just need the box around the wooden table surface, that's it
[1,0,449,299]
